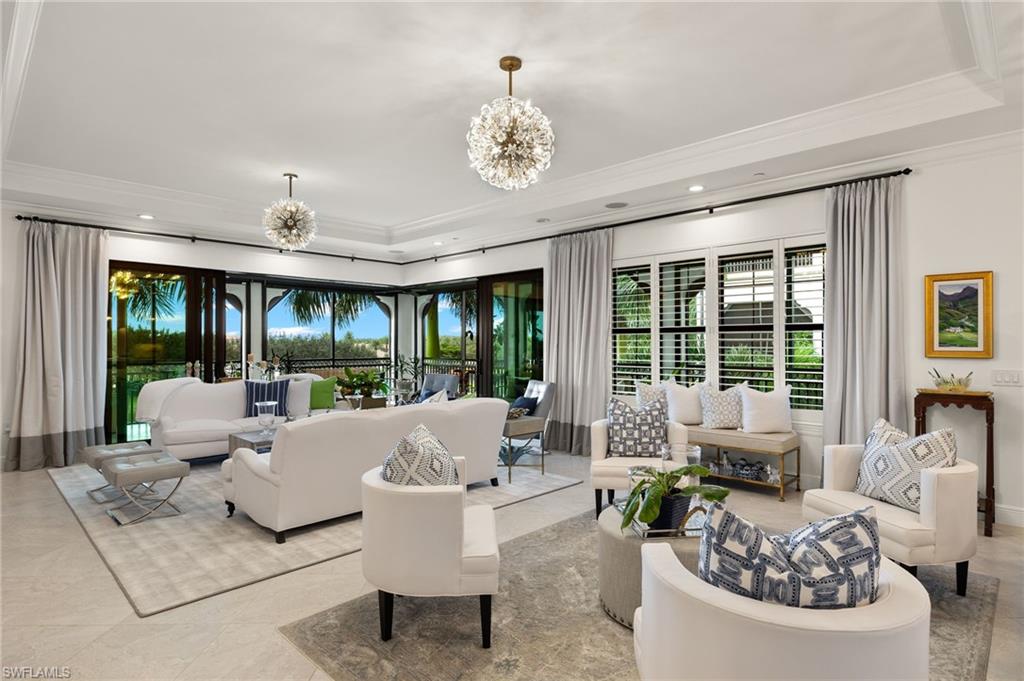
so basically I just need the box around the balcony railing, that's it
[422,358,478,396]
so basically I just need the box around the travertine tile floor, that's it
[2,453,1021,680]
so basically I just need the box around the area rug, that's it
[48,462,580,617]
[281,511,999,681]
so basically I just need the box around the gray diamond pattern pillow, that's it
[699,383,744,429]
[855,418,957,512]
[381,424,459,486]
[635,381,667,409]
[607,398,666,457]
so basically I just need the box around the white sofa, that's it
[149,373,334,460]
[634,543,931,680]
[803,443,978,596]
[591,419,689,518]
[228,398,509,542]
[361,457,498,648]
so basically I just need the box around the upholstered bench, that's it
[79,441,162,502]
[101,452,190,525]
[686,426,801,501]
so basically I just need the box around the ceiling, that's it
[3,1,1022,261]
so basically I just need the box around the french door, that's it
[477,269,543,400]
[106,261,226,443]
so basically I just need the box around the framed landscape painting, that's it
[925,271,993,358]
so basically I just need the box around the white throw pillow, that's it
[664,381,704,425]
[635,381,666,408]
[286,378,313,418]
[739,385,793,433]
[424,389,448,404]
[699,384,745,429]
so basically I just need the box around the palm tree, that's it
[123,275,186,362]
[281,290,377,328]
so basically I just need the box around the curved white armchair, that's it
[361,459,499,648]
[803,444,978,595]
[634,544,930,681]
[591,420,688,518]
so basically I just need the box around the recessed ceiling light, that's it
[452,236,460,240]
[388,249,405,254]
[688,185,704,193]
[605,202,628,209]
[753,172,766,177]
[536,217,551,223]
[137,213,155,220]
[433,241,444,246]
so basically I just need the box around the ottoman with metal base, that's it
[80,441,162,503]
[101,452,190,525]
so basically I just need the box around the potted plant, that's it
[338,367,390,409]
[620,464,730,531]
[392,354,424,401]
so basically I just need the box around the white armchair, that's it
[634,543,931,681]
[361,458,499,648]
[803,444,978,596]
[591,420,688,518]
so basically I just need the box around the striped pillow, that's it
[244,380,291,417]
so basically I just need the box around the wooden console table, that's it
[913,389,994,537]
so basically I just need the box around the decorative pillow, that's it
[607,398,667,457]
[698,503,881,609]
[635,381,667,409]
[381,424,459,486]
[511,395,539,415]
[415,387,437,403]
[699,383,744,429]
[309,377,338,410]
[855,419,957,512]
[664,381,704,425]
[244,379,290,417]
[739,385,793,433]
[285,378,312,418]
[507,407,529,419]
[424,389,448,404]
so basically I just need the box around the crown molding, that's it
[2,0,44,153]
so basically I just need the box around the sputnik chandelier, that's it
[467,56,554,191]
[263,172,317,251]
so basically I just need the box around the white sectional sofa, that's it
[226,398,509,542]
[149,373,336,460]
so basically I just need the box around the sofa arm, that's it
[591,419,610,462]
[920,461,978,564]
[235,448,281,487]
[823,445,864,491]
[667,423,689,462]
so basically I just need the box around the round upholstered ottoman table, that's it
[597,505,701,629]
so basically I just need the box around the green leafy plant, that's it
[338,367,390,397]
[620,464,730,530]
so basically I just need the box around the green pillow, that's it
[309,377,338,410]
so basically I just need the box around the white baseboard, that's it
[995,503,1024,528]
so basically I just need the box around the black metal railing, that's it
[422,358,478,396]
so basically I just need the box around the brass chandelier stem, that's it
[284,172,298,198]
[499,55,522,98]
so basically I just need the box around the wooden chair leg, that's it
[594,489,603,519]
[606,489,614,505]
[378,590,394,641]
[956,560,968,597]
[480,594,492,649]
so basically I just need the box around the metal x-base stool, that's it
[101,452,190,525]
[80,441,162,503]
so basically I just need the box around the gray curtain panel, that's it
[6,221,108,470]
[544,229,613,455]
[824,176,908,446]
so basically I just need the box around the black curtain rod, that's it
[15,166,911,267]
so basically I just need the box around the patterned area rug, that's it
[48,461,580,617]
[281,511,999,681]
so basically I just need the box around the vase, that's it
[649,492,692,531]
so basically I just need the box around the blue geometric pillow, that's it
[511,396,539,415]
[698,503,881,609]
[244,379,291,417]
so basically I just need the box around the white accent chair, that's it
[803,444,978,596]
[634,543,930,681]
[591,420,689,518]
[361,457,499,648]
[229,398,508,542]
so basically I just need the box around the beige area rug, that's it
[48,462,581,617]
[282,511,999,681]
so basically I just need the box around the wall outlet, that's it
[992,369,1023,387]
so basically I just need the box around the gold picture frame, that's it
[924,271,993,359]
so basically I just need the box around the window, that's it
[612,264,652,394]
[785,246,825,409]
[718,252,775,391]
[659,258,706,384]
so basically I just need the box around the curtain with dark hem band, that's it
[5,221,108,471]
[824,176,908,445]
[544,229,612,456]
